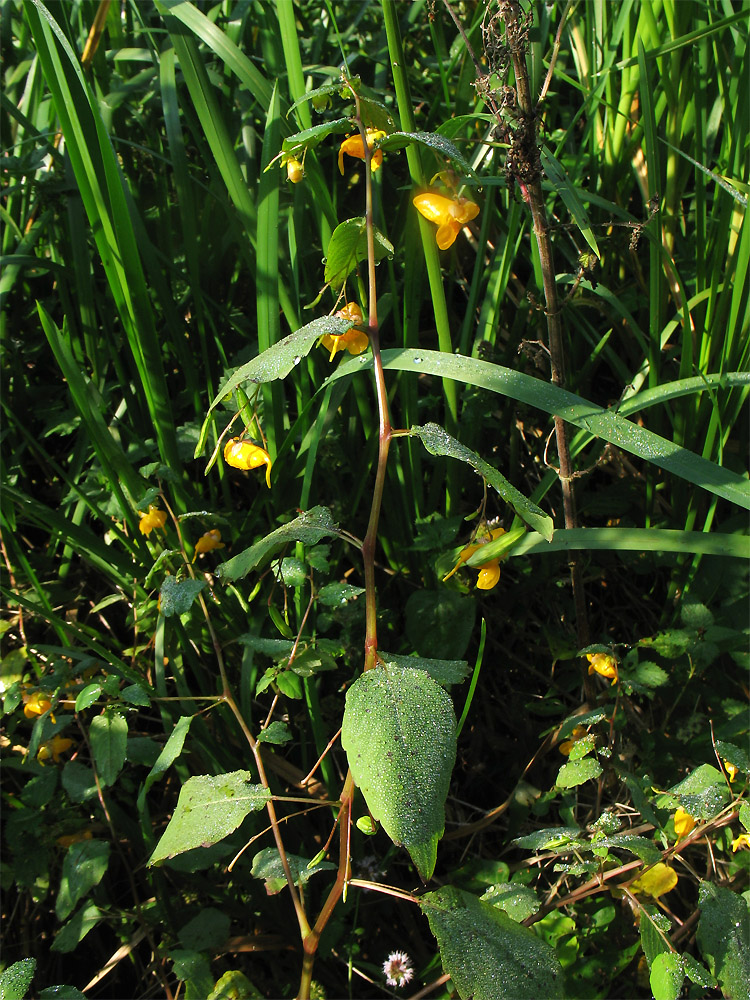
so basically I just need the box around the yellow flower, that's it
[413,191,480,250]
[338,128,386,174]
[444,526,505,590]
[224,439,272,487]
[139,505,167,536]
[23,691,55,723]
[630,863,678,899]
[723,760,739,782]
[57,829,94,848]
[286,156,304,183]
[732,833,750,852]
[192,529,225,563]
[674,808,695,840]
[321,302,369,361]
[559,725,587,756]
[37,734,74,764]
[587,652,618,685]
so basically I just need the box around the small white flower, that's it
[383,950,414,988]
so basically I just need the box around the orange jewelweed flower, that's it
[444,526,505,591]
[321,302,369,361]
[57,829,94,848]
[732,833,750,852]
[674,808,695,840]
[37,734,75,764]
[587,652,619,685]
[284,155,304,183]
[192,529,225,562]
[139,505,167,536]
[338,128,386,174]
[224,439,272,488]
[413,191,480,250]
[559,726,587,756]
[723,760,739,782]
[24,691,55,723]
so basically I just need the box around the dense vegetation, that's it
[1,1,748,999]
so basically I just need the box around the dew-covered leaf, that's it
[409,423,553,540]
[217,507,339,583]
[380,131,474,176]
[556,756,602,788]
[697,880,750,1000]
[341,666,456,881]
[650,953,685,1000]
[596,835,661,864]
[664,765,730,819]
[149,771,271,865]
[513,827,583,852]
[251,848,336,894]
[159,576,207,617]
[640,906,672,968]
[256,721,292,745]
[380,651,471,688]
[317,582,366,607]
[281,118,351,156]
[421,886,564,999]
[0,958,36,1000]
[558,708,609,739]
[74,683,101,712]
[324,217,393,291]
[481,882,540,922]
[715,740,750,774]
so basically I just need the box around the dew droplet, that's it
[293,355,302,366]
[412,355,423,364]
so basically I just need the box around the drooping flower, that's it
[23,691,55,723]
[338,128,386,174]
[224,438,273,488]
[192,529,225,562]
[382,951,414,988]
[413,191,480,250]
[37,734,75,764]
[139,505,167,536]
[321,302,369,361]
[444,526,505,591]
[732,833,750,852]
[674,808,695,840]
[559,725,587,756]
[630,863,678,899]
[286,156,304,183]
[723,760,739,782]
[587,652,618,685]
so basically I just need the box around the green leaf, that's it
[89,711,127,787]
[38,987,88,999]
[716,740,750,774]
[680,602,714,629]
[217,507,339,583]
[421,886,564,999]
[665,765,730,819]
[559,708,609,739]
[409,423,553,540]
[621,661,669,692]
[640,907,673,968]
[568,734,597,760]
[256,722,292,745]
[481,883,540,922]
[513,827,583,851]
[281,117,351,155]
[74,683,101,712]
[380,651,471,688]
[380,131,475,176]
[0,959,36,1000]
[61,761,98,803]
[540,147,599,255]
[405,590,476,660]
[179,908,231,951]
[341,666,457,880]
[208,970,264,1000]
[556,757,603,788]
[317,582,366,606]
[170,950,214,1000]
[149,771,271,865]
[739,802,750,832]
[51,902,103,953]
[159,576,207,618]
[55,839,110,921]
[142,716,193,797]
[682,953,717,989]
[121,683,151,707]
[697,881,750,1000]
[279,557,307,587]
[324,217,394,292]
[251,848,336,894]
[596,835,662,864]
[650,953,685,1000]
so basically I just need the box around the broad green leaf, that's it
[217,507,339,582]
[540,147,599,255]
[61,761,98,803]
[281,117,351,155]
[715,740,750,774]
[556,757,603,788]
[142,716,193,797]
[256,721,292,745]
[559,708,609,738]
[682,953,717,988]
[89,711,127,787]
[697,881,750,1000]
[250,849,336,894]
[409,423,553,540]
[55,839,110,920]
[149,771,271,865]
[650,953,685,1000]
[380,651,471,688]
[328,352,750,511]
[514,827,583,851]
[0,959,36,1000]
[317,582,366,606]
[681,602,715,629]
[208,970,264,1000]
[640,907,672,968]
[481,883,540,921]
[170,950,213,1000]
[342,666,457,880]
[621,661,669,691]
[121,683,151,707]
[596,835,662,864]
[51,902,103,953]
[421,886,564,999]
[178,908,231,950]
[38,986,88,999]
[665,765,730,819]
[568,734,597,760]
[324,217,394,291]
[380,131,475,176]
[159,576,207,617]
[740,802,750,832]
[74,683,100,712]
[405,590,476,660]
